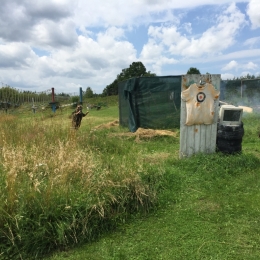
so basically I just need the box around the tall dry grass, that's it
[0,113,157,259]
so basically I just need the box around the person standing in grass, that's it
[72,104,89,129]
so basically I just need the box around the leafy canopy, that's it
[102,61,156,96]
[187,67,201,74]
[85,87,94,98]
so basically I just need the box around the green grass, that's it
[1,99,260,260]
[49,153,260,260]
[48,112,260,260]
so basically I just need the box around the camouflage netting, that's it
[118,76,182,132]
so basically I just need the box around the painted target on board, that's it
[196,92,206,103]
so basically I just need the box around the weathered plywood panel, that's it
[180,74,220,158]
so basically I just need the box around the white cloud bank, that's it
[0,0,259,94]
[222,60,239,71]
[247,0,260,29]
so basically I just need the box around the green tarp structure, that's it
[119,76,260,132]
[118,76,182,132]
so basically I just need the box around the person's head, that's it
[76,105,82,111]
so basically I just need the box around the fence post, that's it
[79,87,83,105]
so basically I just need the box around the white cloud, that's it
[0,42,37,68]
[0,0,75,43]
[221,73,235,80]
[243,36,260,48]
[36,30,137,79]
[0,0,259,94]
[140,2,245,64]
[73,0,249,28]
[182,23,192,34]
[222,60,257,73]
[247,0,260,29]
[26,0,74,19]
[182,3,245,57]
[0,26,138,93]
[222,60,238,71]
[213,49,260,61]
[36,29,137,91]
[240,71,252,77]
[140,39,165,66]
[243,61,258,70]
[32,19,78,49]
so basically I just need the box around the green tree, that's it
[143,71,157,77]
[102,80,119,96]
[102,61,156,96]
[240,74,256,80]
[71,96,79,103]
[187,67,201,74]
[85,87,94,98]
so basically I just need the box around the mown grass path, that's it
[49,113,260,260]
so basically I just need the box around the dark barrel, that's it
[216,122,244,154]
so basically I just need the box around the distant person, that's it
[72,105,89,129]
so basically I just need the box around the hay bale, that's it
[238,106,253,113]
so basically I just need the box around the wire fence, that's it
[220,78,260,111]
[0,83,79,114]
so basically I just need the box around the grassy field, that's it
[1,97,260,259]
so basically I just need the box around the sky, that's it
[0,0,260,95]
